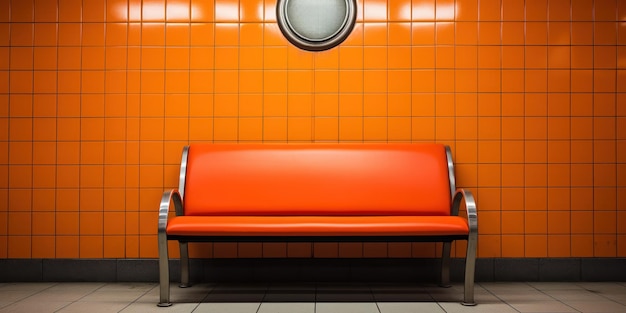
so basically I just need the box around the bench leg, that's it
[179,242,191,288]
[462,235,477,306]
[157,231,172,307]
[440,242,452,288]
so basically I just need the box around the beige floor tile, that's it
[0,300,71,313]
[316,302,380,313]
[257,302,315,313]
[564,300,626,313]
[194,302,261,313]
[378,302,446,313]
[439,302,519,313]
[56,301,129,313]
[508,300,578,313]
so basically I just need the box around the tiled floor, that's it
[0,282,625,313]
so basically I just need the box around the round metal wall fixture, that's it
[276,0,357,51]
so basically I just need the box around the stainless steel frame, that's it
[157,144,478,307]
[453,189,478,306]
[440,146,456,287]
[440,146,477,306]
[157,146,190,307]
[157,190,182,307]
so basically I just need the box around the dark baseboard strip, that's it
[1,258,625,283]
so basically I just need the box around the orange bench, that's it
[157,143,478,306]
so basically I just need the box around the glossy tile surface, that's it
[2,0,626,262]
[1,282,626,313]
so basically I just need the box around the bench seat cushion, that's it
[166,216,469,237]
[183,144,452,217]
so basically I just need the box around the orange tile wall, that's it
[0,0,625,259]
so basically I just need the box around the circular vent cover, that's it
[277,0,357,51]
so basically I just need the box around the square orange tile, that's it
[526,0,548,21]
[288,94,313,116]
[388,93,410,116]
[338,46,363,70]
[475,22,498,46]
[363,93,386,116]
[31,236,54,258]
[387,70,411,93]
[411,46,434,68]
[263,23,287,46]
[546,117,570,140]
[501,22,524,45]
[411,69,435,92]
[164,0,190,22]
[548,22,570,45]
[338,94,363,116]
[59,0,82,22]
[434,0,454,21]
[314,117,339,141]
[547,140,571,163]
[477,140,500,163]
[387,47,411,69]
[548,69,571,93]
[572,22,593,45]
[339,70,364,93]
[263,117,287,141]
[288,46,314,69]
[339,117,363,141]
[411,0,435,21]
[237,118,261,141]
[527,22,549,45]
[388,117,411,141]
[455,140,477,163]
[264,47,289,68]
[477,46,500,69]
[103,236,125,258]
[455,22,477,45]
[287,71,313,93]
[411,22,434,46]
[32,23,56,47]
[455,0,477,21]
[547,188,571,212]
[455,45,477,69]
[501,235,524,257]
[190,0,214,21]
[547,164,570,187]
[594,0,617,21]
[434,22,453,44]
[525,235,548,257]
[411,117,434,140]
[548,0,570,20]
[478,0,499,20]
[287,117,312,141]
[501,164,524,187]
[388,22,411,45]
[547,46,570,69]
[477,164,500,188]
[387,0,410,21]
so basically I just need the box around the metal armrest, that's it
[452,188,478,306]
[452,189,477,233]
[158,189,183,307]
[158,190,184,238]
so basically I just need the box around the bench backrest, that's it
[181,144,454,216]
